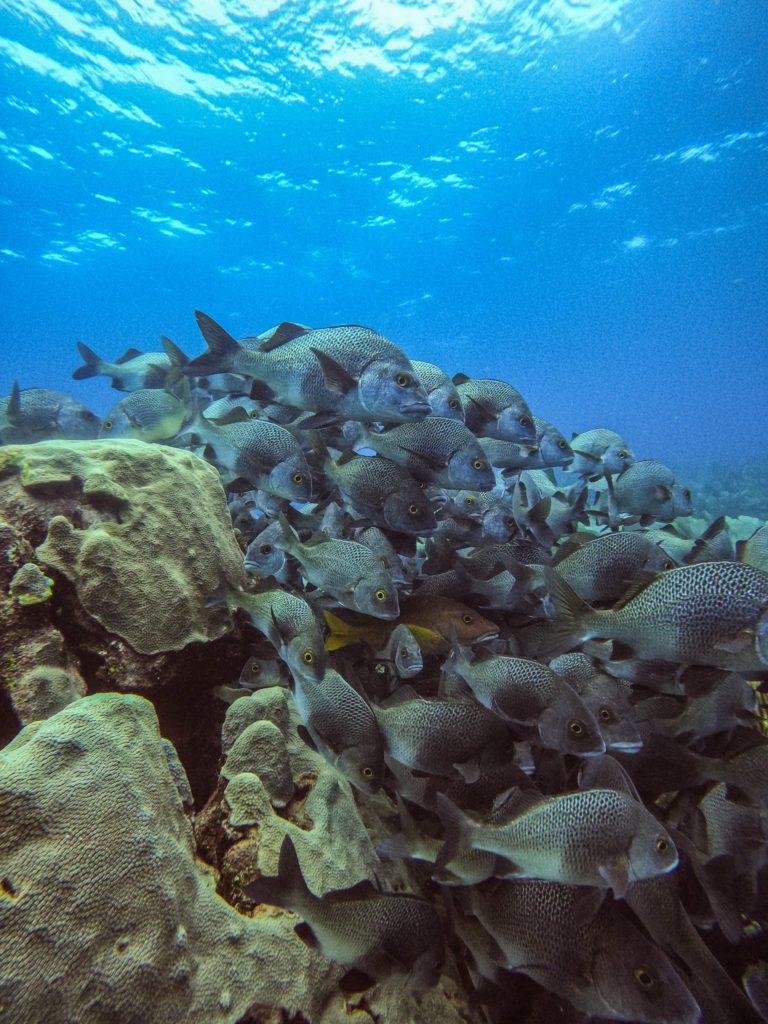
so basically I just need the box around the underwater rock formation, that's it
[0,440,248,655]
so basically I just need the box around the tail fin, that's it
[537,568,592,656]
[323,608,363,651]
[434,792,475,873]
[185,311,242,376]
[72,342,104,380]
[243,835,309,912]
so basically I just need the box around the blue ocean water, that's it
[1,0,766,477]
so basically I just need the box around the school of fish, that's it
[2,311,767,1023]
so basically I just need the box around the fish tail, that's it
[323,608,361,650]
[434,793,473,873]
[185,310,241,376]
[72,342,104,380]
[538,568,593,657]
[243,835,310,912]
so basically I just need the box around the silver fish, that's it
[72,336,186,391]
[569,428,635,480]
[244,835,444,992]
[452,374,536,443]
[187,312,431,426]
[411,359,464,420]
[0,383,100,443]
[100,388,188,443]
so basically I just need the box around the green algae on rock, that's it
[0,440,249,655]
[8,561,54,606]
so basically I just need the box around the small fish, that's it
[452,374,536,443]
[318,442,437,535]
[605,460,693,527]
[551,530,673,604]
[187,312,431,426]
[239,654,288,689]
[467,878,700,1024]
[190,407,313,501]
[411,359,464,420]
[436,785,678,897]
[347,418,495,491]
[739,524,768,572]
[291,667,384,793]
[550,653,642,753]
[223,585,327,685]
[544,560,768,672]
[477,436,540,471]
[72,336,186,391]
[244,835,444,992]
[99,387,189,443]
[323,595,498,655]
[443,644,605,757]
[373,691,510,779]
[0,383,100,443]
[531,416,574,468]
[278,514,399,619]
[243,521,289,581]
[569,428,635,480]
[375,623,423,678]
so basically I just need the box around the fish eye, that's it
[557,439,567,449]
[248,409,260,418]
[461,613,473,624]
[568,720,584,736]
[617,450,628,459]
[683,488,691,499]
[293,472,304,484]
[362,767,374,778]
[260,544,272,555]
[506,516,515,525]
[599,707,613,722]
[375,589,387,601]
[408,504,419,514]
[656,836,670,854]
[250,662,261,674]
[102,419,113,430]
[448,399,460,409]
[302,650,315,664]
[465,496,475,505]
[633,967,655,988]
[472,459,486,471]
[395,372,412,388]
[519,415,532,427]
[662,559,674,570]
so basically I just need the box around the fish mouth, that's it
[475,630,500,643]
[401,401,432,416]
[608,739,643,753]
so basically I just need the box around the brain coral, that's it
[0,440,249,654]
[0,692,342,1024]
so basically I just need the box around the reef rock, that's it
[0,440,249,655]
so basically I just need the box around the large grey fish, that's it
[544,560,768,672]
[605,460,693,527]
[442,645,605,757]
[187,408,313,501]
[440,489,518,543]
[551,530,673,604]
[243,521,289,580]
[0,383,100,443]
[72,336,187,391]
[569,428,635,480]
[373,693,509,779]
[374,623,423,678]
[317,440,437,535]
[99,388,189,443]
[291,667,384,793]
[627,874,765,1024]
[347,418,495,491]
[187,312,431,426]
[223,586,327,684]
[436,785,678,896]
[477,436,541,471]
[452,374,536,443]
[278,514,399,619]
[411,359,464,420]
[244,835,444,992]
[467,878,700,1024]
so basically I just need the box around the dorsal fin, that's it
[310,348,357,395]
[161,336,189,366]
[259,321,309,352]
[451,372,470,385]
[323,878,380,902]
[612,569,661,609]
[115,347,143,364]
[7,381,21,419]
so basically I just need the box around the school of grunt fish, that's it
[2,312,767,1023]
